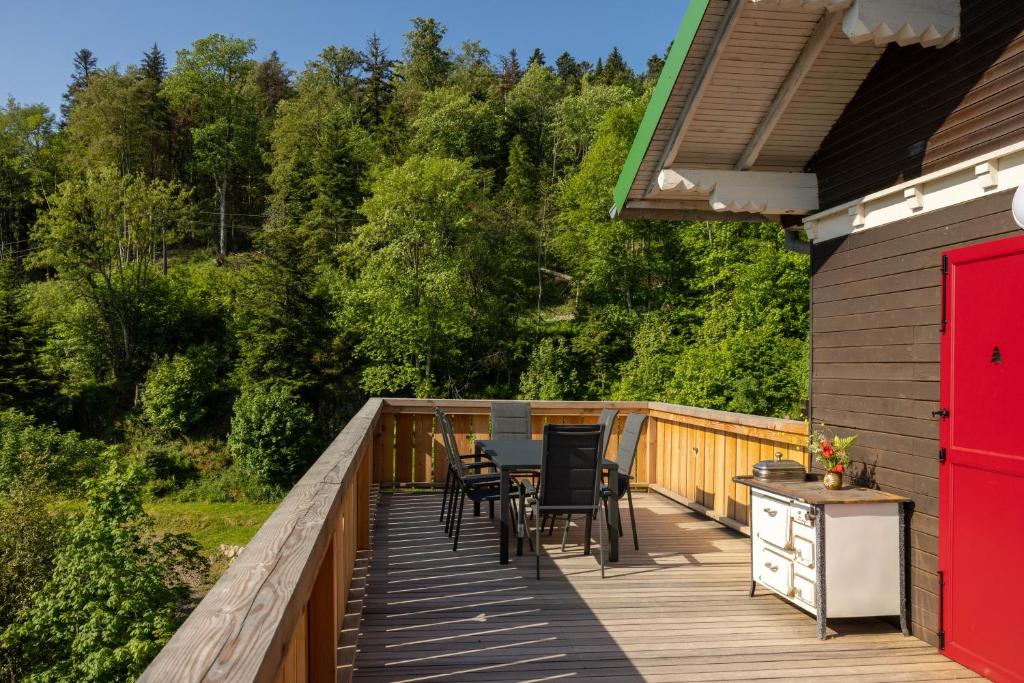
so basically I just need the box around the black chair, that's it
[597,407,619,459]
[612,413,647,551]
[540,408,619,538]
[436,408,496,525]
[527,423,610,579]
[436,409,501,551]
[491,401,532,440]
[435,408,497,526]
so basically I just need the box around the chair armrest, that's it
[463,461,496,472]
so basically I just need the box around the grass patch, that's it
[146,500,277,583]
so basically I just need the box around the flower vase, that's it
[823,470,843,490]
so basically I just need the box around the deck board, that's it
[352,492,977,682]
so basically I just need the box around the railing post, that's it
[307,539,337,683]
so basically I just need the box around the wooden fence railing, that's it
[141,398,806,682]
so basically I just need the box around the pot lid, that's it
[753,452,806,475]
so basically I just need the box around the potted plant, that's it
[809,424,857,490]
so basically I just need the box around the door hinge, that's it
[932,409,950,419]
[939,447,947,464]
[938,569,946,650]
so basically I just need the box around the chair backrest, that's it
[537,423,604,511]
[491,401,532,440]
[433,408,464,478]
[597,408,619,458]
[615,413,648,480]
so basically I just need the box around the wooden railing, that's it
[141,398,806,682]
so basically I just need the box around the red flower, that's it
[821,443,834,457]
[834,464,845,473]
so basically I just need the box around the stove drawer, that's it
[755,541,794,598]
[753,491,790,550]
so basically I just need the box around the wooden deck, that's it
[351,492,979,682]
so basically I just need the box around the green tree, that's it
[0,465,207,682]
[401,18,452,92]
[162,34,262,255]
[31,168,193,384]
[0,99,58,250]
[409,87,504,167]
[360,34,396,126]
[229,384,316,486]
[451,40,496,98]
[60,48,97,123]
[342,155,513,396]
[141,345,217,435]
[65,67,171,178]
[0,484,64,679]
[0,408,105,495]
[140,43,167,85]
[0,260,55,413]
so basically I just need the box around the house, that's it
[613,0,1024,679]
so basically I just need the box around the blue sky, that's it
[0,1,686,114]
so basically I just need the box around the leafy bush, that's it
[0,485,65,649]
[228,384,316,486]
[0,409,106,494]
[134,439,201,496]
[174,463,284,504]
[0,465,207,682]
[142,345,217,435]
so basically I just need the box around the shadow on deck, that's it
[350,492,976,682]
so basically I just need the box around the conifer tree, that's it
[140,43,167,84]
[499,48,523,96]
[401,18,452,92]
[254,51,295,111]
[60,48,97,124]
[361,34,396,125]
[528,48,546,67]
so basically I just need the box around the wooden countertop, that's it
[733,476,912,505]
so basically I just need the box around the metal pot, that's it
[753,452,807,482]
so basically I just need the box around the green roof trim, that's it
[612,0,711,216]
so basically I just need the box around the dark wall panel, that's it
[807,0,1024,208]
[810,188,1018,645]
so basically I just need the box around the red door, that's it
[940,235,1024,682]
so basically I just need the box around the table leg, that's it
[607,469,620,563]
[517,482,525,556]
[499,468,510,565]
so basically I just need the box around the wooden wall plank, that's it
[414,415,432,483]
[394,414,413,485]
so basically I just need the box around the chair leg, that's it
[598,502,606,579]
[627,487,639,551]
[446,483,460,536]
[561,514,571,552]
[439,467,452,522]
[489,498,494,519]
[583,515,592,556]
[453,494,466,551]
[548,514,557,536]
[535,504,542,580]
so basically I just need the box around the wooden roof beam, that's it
[735,8,844,171]
[645,0,746,195]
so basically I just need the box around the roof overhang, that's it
[612,0,961,223]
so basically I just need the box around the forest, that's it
[0,17,809,681]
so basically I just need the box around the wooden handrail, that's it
[142,397,807,682]
[140,399,382,683]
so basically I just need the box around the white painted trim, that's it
[803,140,1024,242]
[659,168,819,215]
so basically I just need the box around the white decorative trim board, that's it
[803,140,1024,242]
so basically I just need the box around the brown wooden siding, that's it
[807,0,1024,208]
[810,188,1019,646]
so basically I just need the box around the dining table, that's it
[474,438,621,565]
